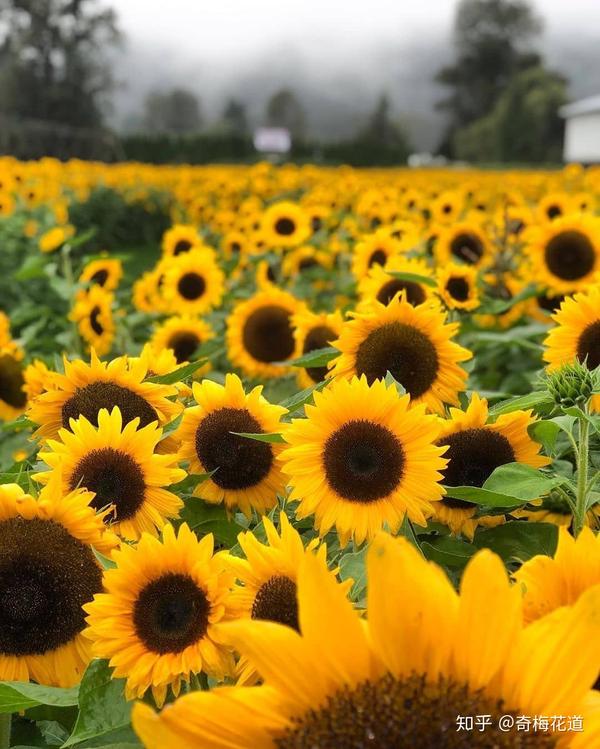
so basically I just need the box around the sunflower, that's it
[543,286,600,411]
[150,315,215,365]
[280,376,446,546]
[436,263,480,311]
[36,407,185,539]
[514,527,600,627]
[261,201,310,249]
[161,249,225,315]
[281,246,332,279]
[70,285,115,356]
[525,215,600,293]
[537,191,570,222]
[78,258,123,292]
[435,221,492,268]
[84,523,237,706]
[23,359,58,402]
[133,532,600,748]
[176,374,287,517]
[226,288,304,378]
[224,513,331,685]
[0,344,27,421]
[433,393,548,540]
[39,225,72,254]
[329,295,471,414]
[430,189,464,224]
[291,309,343,388]
[162,224,202,257]
[28,350,181,441]
[0,482,117,686]
[358,256,435,308]
[222,230,249,261]
[351,231,403,280]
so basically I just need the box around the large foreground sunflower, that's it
[328,295,472,414]
[84,524,236,706]
[176,374,287,517]
[28,351,181,441]
[133,532,600,748]
[280,376,447,545]
[226,289,304,378]
[0,482,116,686]
[433,393,549,539]
[36,407,185,539]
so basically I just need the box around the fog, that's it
[108,0,600,150]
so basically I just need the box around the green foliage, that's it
[454,66,567,163]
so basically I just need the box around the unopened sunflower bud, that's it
[546,360,596,408]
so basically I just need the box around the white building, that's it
[560,95,600,163]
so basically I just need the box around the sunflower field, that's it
[2,156,600,747]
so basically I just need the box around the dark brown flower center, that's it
[168,331,200,364]
[62,381,159,431]
[0,517,101,655]
[544,230,595,281]
[438,428,515,509]
[173,239,193,255]
[450,233,484,264]
[446,277,470,302]
[195,407,273,490]
[133,573,209,654]
[577,320,600,370]
[302,325,336,383]
[252,575,298,631]
[69,447,146,521]
[242,305,295,363]
[177,272,206,300]
[355,322,439,398]
[275,673,556,748]
[0,353,26,409]
[323,419,404,502]
[90,269,109,286]
[275,218,296,236]
[376,280,426,306]
[368,249,387,267]
[89,306,104,336]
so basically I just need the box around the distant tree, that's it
[436,0,542,154]
[222,98,248,136]
[361,94,406,146]
[454,66,567,163]
[143,88,202,134]
[265,89,305,139]
[0,0,120,127]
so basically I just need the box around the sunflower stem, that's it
[0,713,11,749]
[573,407,590,537]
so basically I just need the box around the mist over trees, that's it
[0,0,120,128]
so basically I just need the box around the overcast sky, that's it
[111,0,599,59]
[108,0,600,143]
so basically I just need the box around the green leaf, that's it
[441,485,523,508]
[286,346,338,369]
[92,548,116,571]
[178,498,241,547]
[420,536,476,568]
[488,391,552,417]
[230,431,285,443]
[384,371,407,395]
[477,285,538,314]
[483,463,565,500]
[474,522,558,563]
[146,359,207,385]
[338,547,367,601]
[528,420,560,453]
[0,681,78,714]
[387,270,437,288]
[280,381,326,413]
[397,514,423,553]
[63,660,131,747]
[14,254,47,281]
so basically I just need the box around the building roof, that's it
[560,95,600,118]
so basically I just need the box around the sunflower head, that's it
[546,359,597,409]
